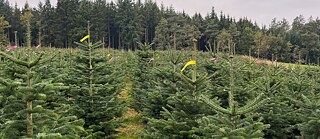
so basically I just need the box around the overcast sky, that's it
[8,0,320,26]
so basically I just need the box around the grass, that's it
[114,108,144,139]
[113,76,145,139]
[241,55,319,69]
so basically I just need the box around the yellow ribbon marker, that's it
[80,35,90,42]
[181,60,196,72]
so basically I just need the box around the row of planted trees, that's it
[2,37,320,138]
[131,41,320,138]
[0,10,124,138]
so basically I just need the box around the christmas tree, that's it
[288,68,320,138]
[141,49,183,119]
[195,56,270,139]
[131,42,154,111]
[144,40,214,138]
[0,9,85,138]
[65,21,124,138]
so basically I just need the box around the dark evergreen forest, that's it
[1,0,320,64]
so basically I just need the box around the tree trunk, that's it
[26,101,33,137]
[174,32,176,50]
[108,26,111,50]
[118,27,121,49]
[258,48,260,59]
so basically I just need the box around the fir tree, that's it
[131,42,154,111]
[144,41,214,139]
[142,48,183,118]
[66,22,124,138]
[143,62,213,139]
[256,64,299,138]
[0,10,84,138]
[288,69,320,139]
[195,56,270,139]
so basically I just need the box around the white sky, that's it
[8,0,320,26]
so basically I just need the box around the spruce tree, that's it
[253,31,269,59]
[0,16,10,47]
[153,18,170,50]
[54,0,80,48]
[105,2,117,49]
[115,0,135,50]
[39,0,55,47]
[204,19,220,48]
[12,3,22,47]
[91,0,107,41]
[142,0,161,43]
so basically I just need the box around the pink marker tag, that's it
[6,46,17,51]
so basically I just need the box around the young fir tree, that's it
[142,46,184,119]
[143,40,214,138]
[66,22,124,138]
[0,10,85,138]
[195,56,270,139]
[257,66,300,138]
[267,67,314,138]
[288,68,320,139]
[131,42,154,111]
[203,46,257,110]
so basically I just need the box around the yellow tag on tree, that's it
[80,35,90,42]
[181,60,196,72]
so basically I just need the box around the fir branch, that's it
[0,51,29,67]
[0,77,9,86]
[27,52,45,68]
[301,94,313,107]
[237,93,266,113]
[37,52,60,65]
[200,95,231,114]
[287,96,312,109]
[236,98,269,115]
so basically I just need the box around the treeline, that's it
[0,0,320,64]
